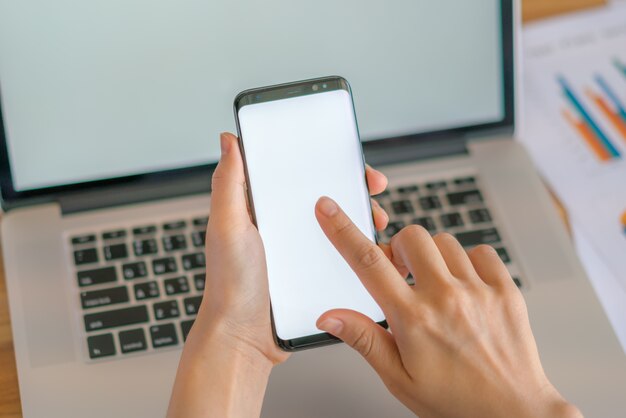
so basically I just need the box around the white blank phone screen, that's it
[237,89,385,341]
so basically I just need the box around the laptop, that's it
[1,1,624,417]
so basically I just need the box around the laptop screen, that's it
[0,0,505,193]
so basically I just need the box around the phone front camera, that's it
[312,84,319,91]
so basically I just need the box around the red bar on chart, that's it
[562,109,612,162]
[587,89,626,140]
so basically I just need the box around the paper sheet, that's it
[522,5,626,290]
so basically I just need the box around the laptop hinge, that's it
[57,170,212,215]
[363,136,468,167]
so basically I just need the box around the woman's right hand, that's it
[314,196,582,418]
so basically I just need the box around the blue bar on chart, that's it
[558,76,621,160]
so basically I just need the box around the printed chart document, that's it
[522,5,626,292]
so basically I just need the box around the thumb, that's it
[209,132,251,228]
[317,309,403,376]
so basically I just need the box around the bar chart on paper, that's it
[522,5,626,290]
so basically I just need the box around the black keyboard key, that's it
[455,228,501,247]
[419,196,442,211]
[164,276,190,295]
[396,185,419,194]
[87,333,116,359]
[192,216,209,227]
[440,213,464,228]
[182,253,205,271]
[153,257,177,275]
[468,208,492,224]
[163,220,186,230]
[122,261,148,280]
[81,286,129,309]
[154,300,180,320]
[391,200,414,215]
[104,243,128,261]
[191,230,206,247]
[184,296,203,315]
[119,328,147,354]
[384,221,405,237]
[134,281,160,300]
[447,190,483,206]
[102,230,127,240]
[150,324,179,348]
[74,248,98,265]
[413,217,437,233]
[162,234,187,252]
[133,239,158,256]
[84,305,148,332]
[71,234,96,245]
[425,181,447,191]
[181,320,195,341]
[495,247,511,264]
[77,266,117,287]
[453,176,476,186]
[193,273,206,291]
[513,277,522,288]
[133,225,157,235]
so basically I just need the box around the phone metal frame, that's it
[233,76,388,351]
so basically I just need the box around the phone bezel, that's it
[233,76,387,351]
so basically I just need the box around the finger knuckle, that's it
[351,329,374,357]
[470,244,497,258]
[355,243,383,270]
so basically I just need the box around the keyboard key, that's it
[133,225,157,235]
[513,277,522,288]
[133,239,158,256]
[164,276,190,295]
[119,328,147,354]
[191,230,206,247]
[102,230,127,240]
[181,320,195,341]
[455,228,501,247]
[440,213,464,228]
[396,185,419,194]
[81,286,129,309]
[495,247,511,264]
[192,216,209,227]
[77,266,117,287]
[384,221,405,237]
[193,273,205,291]
[122,261,148,280]
[150,324,179,348]
[447,190,483,206]
[453,176,476,186]
[184,296,203,315]
[182,253,206,271]
[163,220,186,230]
[162,235,187,252]
[419,196,442,211]
[425,181,447,191]
[391,200,414,215]
[154,300,180,320]
[104,243,128,261]
[413,217,437,233]
[84,305,148,332]
[153,257,177,275]
[87,333,116,359]
[71,234,96,245]
[134,281,160,300]
[74,248,98,265]
[468,208,492,224]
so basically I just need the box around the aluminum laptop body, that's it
[1,1,625,417]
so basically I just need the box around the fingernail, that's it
[318,197,339,217]
[318,318,343,335]
[220,133,231,155]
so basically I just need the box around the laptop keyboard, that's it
[70,173,522,362]
[374,173,523,288]
[70,216,208,360]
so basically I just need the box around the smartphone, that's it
[233,76,386,351]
